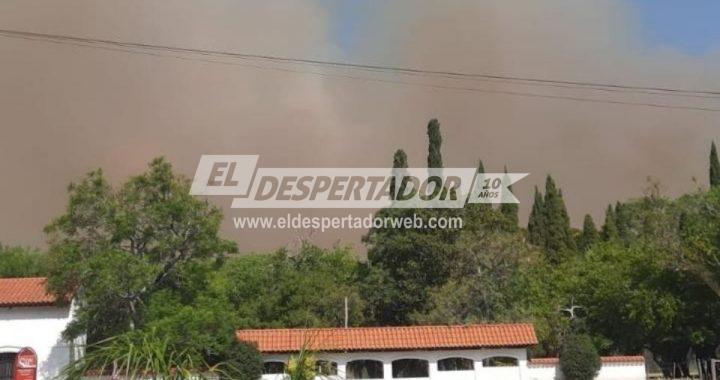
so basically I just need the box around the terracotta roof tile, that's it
[236,324,537,353]
[529,356,645,366]
[0,277,57,307]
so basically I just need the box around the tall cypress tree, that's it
[578,214,599,251]
[710,142,720,187]
[543,175,575,258]
[474,159,492,210]
[601,204,619,241]
[426,119,443,199]
[500,166,519,230]
[528,186,546,246]
[615,201,631,242]
[390,149,409,200]
[427,119,443,168]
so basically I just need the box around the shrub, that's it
[62,328,214,380]
[220,341,263,380]
[559,333,601,380]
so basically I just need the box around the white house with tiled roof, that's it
[237,325,647,380]
[0,277,83,380]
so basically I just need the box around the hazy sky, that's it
[1,1,719,253]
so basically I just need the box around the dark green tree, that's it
[476,159,485,174]
[220,341,263,380]
[427,119,443,198]
[427,118,443,168]
[711,142,720,187]
[499,166,519,230]
[601,204,619,241]
[527,187,546,246]
[542,175,576,259]
[466,159,492,213]
[364,120,461,324]
[577,214,599,251]
[615,201,631,242]
[390,149,409,200]
[559,333,601,380]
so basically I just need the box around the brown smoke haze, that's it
[1,0,719,253]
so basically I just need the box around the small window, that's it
[317,360,338,376]
[438,358,474,371]
[482,357,518,367]
[347,360,384,379]
[263,361,287,374]
[392,359,429,378]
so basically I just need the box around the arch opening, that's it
[392,359,429,378]
[347,360,384,379]
[438,357,474,371]
[482,356,518,367]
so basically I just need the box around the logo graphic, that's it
[190,155,527,208]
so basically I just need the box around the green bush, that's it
[220,341,263,380]
[559,333,601,380]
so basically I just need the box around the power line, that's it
[2,28,720,97]
[1,28,720,112]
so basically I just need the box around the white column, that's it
[337,360,347,380]
[383,361,393,380]
[474,358,483,380]
[428,359,438,380]
[516,350,529,380]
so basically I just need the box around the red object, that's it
[13,348,37,380]
[0,278,56,307]
[236,323,538,353]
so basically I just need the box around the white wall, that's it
[0,301,82,380]
[259,350,646,380]
[527,361,646,380]
[260,348,528,380]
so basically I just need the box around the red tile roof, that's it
[529,356,645,366]
[236,324,537,353]
[0,277,57,307]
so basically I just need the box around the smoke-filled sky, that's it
[1,0,719,253]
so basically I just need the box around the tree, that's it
[426,118,443,169]
[426,119,443,198]
[528,187,546,246]
[577,215,599,251]
[710,142,720,187]
[44,158,236,342]
[465,159,492,217]
[499,166,519,230]
[476,159,485,174]
[541,175,575,260]
[220,244,365,328]
[390,149,409,200]
[220,341,263,380]
[559,333,601,380]
[677,186,720,298]
[601,204,618,241]
[615,201,631,242]
[0,244,47,278]
[411,228,534,324]
[364,119,462,324]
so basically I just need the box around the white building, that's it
[0,277,83,380]
[237,324,646,380]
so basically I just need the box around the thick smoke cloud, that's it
[0,0,719,252]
